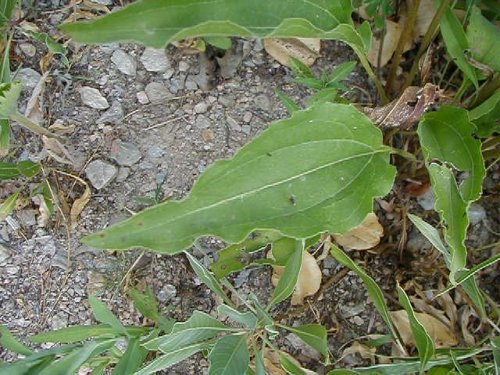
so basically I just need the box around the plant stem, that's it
[385,0,421,95]
[468,73,500,108]
[10,112,58,139]
[355,48,389,104]
[404,0,453,89]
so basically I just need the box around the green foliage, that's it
[83,103,395,254]
[0,160,41,180]
[208,334,249,375]
[466,6,500,73]
[0,191,18,221]
[469,91,500,137]
[0,81,21,120]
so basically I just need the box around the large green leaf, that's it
[30,325,148,344]
[0,160,40,181]
[89,296,127,336]
[0,81,21,119]
[281,324,329,360]
[0,325,32,355]
[129,288,174,333]
[469,91,500,137]
[217,305,257,329]
[466,6,500,72]
[208,334,249,375]
[60,0,369,51]
[112,338,149,375]
[83,103,395,254]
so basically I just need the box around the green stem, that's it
[468,73,500,108]
[404,0,453,89]
[385,0,421,94]
[355,48,389,104]
[10,112,58,139]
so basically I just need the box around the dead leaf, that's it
[390,310,459,348]
[410,295,453,329]
[264,38,320,67]
[264,350,317,375]
[42,136,77,166]
[459,305,477,346]
[270,250,321,305]
[341,340,376,364]
[68,175,91,229]
[333,213,383,250]
[49,120,75,135]
[32,194,51,228]
[24,72,48,124]
[413,0,437,40]
[366,20,412,67]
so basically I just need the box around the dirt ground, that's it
[0,2,498,374]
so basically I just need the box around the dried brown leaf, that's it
[32,194,51,228]
[42,136,76,166]
[341,340,376,364]
[24,72,48,124]
[264,38,320,67]
[367,20,404,67]
[69,175,91,229]
[390,310,459,348]
[333,213,383,250]
[460,305,477,346]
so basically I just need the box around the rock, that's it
[136,91,149,104]
[78,87,109,109]
[0,244,11,263]
[85,160,118,189]
[145,82,171,104]
[19,43,36,57]
[185,79,198,91]
[97,101,124,124]
[17,209,37,227]
[110,140,142,166]
[417,189,435,211]
[243,111,253,123]
[116,167,130,182]
[201,129,214,142]
[17,68,42,90]
[178,60,190,72]
[86,270,107,295]
[241,125,251,135]
[50,313,68,330]
[157,284,177,302]
[194,102,208,114]
[285,333,322,361]
[195,115,211,129]
[140,47,169,72]
[226,115,240,131]
[255,94,272,112]
[147,145,165,158]
[406,229,432,252]
[111,49,137,76]
[90,0,112,5]
[468,203,486,225]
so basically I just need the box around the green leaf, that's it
[327,370,358,375]
[294,77,324,90]
[0,325,32,355]
[217,305,257,329]
[254,348,266,375]
[278,352,307,375]
[407,214,451,265]
[17,160,41,178]
[0,120,10,153]
[327,61,356,85]
[469,91,500,137]
[289,56,315,79]
[185,251,233,306]
[0,161,20,180]
[143,311,235,352]
[208,334,249,375]
[307,88,338,106]
[89,296,127,336]
[466,6,500,72]
[275,89,301,114]
[492,336,500,373]
[83,103,395,254]
[204,36,232,50]
[281,324,329,360]
[268,240,304,307]
[30,325,148,343]
[0,160,40,181]
[135,342,208,375]
[129,288,174,333]
[0,192,18,222]
[439,5,478,89]
[396,284,435,373]
[112,338,149,375]
[0,81,21,119]
[0,0,18,27]
[329,243,400,345]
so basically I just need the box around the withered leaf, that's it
[264,38,320,67]
[333,213,383,250]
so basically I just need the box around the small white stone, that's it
[178,60,190,72]
[78,87,109,109]
[194,102,208,114]
[111,49,137,76]
[243,111,253,123]
[136,91,149,104]
[19,43,36,57]
[85,160,117,189]
[140,47,169,72]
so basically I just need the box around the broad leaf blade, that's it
[217,305,257,329]
[469,91,500,137]
[129,288,174,333]
[0,192,18,222]
[282,324,329,360]
[208,334,249,375]
[83,103,395,254]
[407,214,450,265]
[466,6,500,72]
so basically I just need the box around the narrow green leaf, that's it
[0,0,18,28]
[143,311,234,352]
[185,251,233,306]
[439,5,478,89]
[327,370,359,375]
[275,89,301,114]
[0,120,10,153]
[466,6,500,72]
[469,91,500,137]
[268,240,304,307]
[329,243,400,345]
[396,284,435,373]
[135,342,207,375]
[457,277,486,320]
[307,88,338,106]
[89,296,127,336]
[204,36,232,50]
[208,334,249,375]
[281,324,329,360]
[30,325,148,343]
[0,81,21,119]
[254,348,266,375]
[0,192,18,222]
[0,325,32,355]
[492,336,500,373]
[217,305,257,329]
[289,56,315,79]
[278,352,307,375]
[327,61,356,84]
[129,288,174,333]
[294,77,324,90]
[407,214,450,265]
[83,103,395,255]
[112,338,149,375]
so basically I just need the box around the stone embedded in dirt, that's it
[145,82,172,104]
[147,145,165,158]
[468,203,486,225]
[90,0,112,5]
[157,284,177,302]
[185,78,198,91]
[178,60,190,72]
[136,91,149,104]
[201,129,214,142]
[111,49,137,76]
[17,68,42,90]
[97,101,124,124]
[194,102,208,114]
[195,115,211,129]
[243,111,253,123]
[78,86,109,109]
[417,189,435,210]
[0,244,11,263]
[110,140,142,166]
[16,209,37,227]
[140,47,170,72]
[85,160,118,189]
[18,43,36,57]
[255,93,272,112]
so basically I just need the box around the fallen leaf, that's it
[270,250,322,305]
[390,310,459,348]
[367,20,411,67]
[333,213,383,250]
[264,38,320,67]
[24,72,48,124]
[264,349,317,375]
[460,305,477,346]
[413,0,437,39]
[32,194,51,228]
[341,340,376,364]
[68,174,91,229]
[42,136,77,166]
[49,120,75,135]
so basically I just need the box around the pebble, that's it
[17,68,42,90]
[147,145,165,158]
[178,60,190,72]
[406,229,432,252]
[157,284,177,302]
[97,101,123,124]
[17,209,37,227]
[241,125,251,135]
[110,140,142,166]
[417,189,435,211]
[226,116,240,131]
[111,49,137,76]
[116,167,130,182]
[201,129,214,142]
[79,87,109,109]
[5,265,19,275]
[86,270,107,295]
[145,82,171,104]
[352,316,364,326]
[0,244,10,263]
[194,102,208,114]
[140,47,169,72]
[136,91,149,104]
[50,314,68,330]
[468,203,486,225]
[255,94,272,112]
[90,0,112,5]
[243,111,253,123]
[19,43,36,57]
[85,160,118,189]
[185,79,198,91]
[195,115,211,129]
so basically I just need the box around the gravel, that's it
[140,47,170,72]
[110,140,142,166]
[144,81,172,103]
[111,49,137,76]
[85,159,118,189]
[78,87,110,109]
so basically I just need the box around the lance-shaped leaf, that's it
[281,324,329,361]
[208,334,249,375]
[60,0,370,52]
[83,103,395,254]
[0,82,21,120]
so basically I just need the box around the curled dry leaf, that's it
[32,194,51,228]
[264,38,320,67]
[264,349,317,375]
[333,213,383,250]
[270,250,321,305]
[367,20,411,68]
[390,310,459,348]
[42,136,77,166]
[24,72,48,124]
[341,340,376,364]
[460,305,477,346]
[68,174,91,229]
